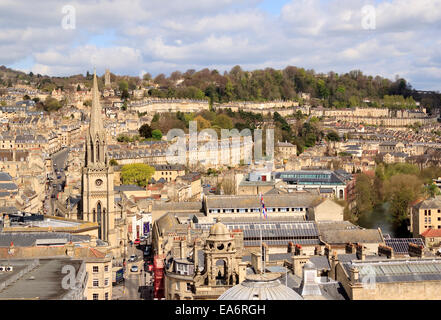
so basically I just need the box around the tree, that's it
[152,129,162,140]
[194,115,211,130]
[326,130,340,142]
[143,73,152,81]
[384,174,423,223]
[120,164,155,187]
[77,84,81,91]
[220,176,236,195]
[213,114,233,129]
[109,159,118,166]
[139,124,152,138]
[354,173,375,215]
[43,96,62,112]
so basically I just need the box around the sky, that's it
[1,0,441,90]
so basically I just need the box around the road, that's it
[45,148,69,215]
[113,245,153,300]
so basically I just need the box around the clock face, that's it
[95,179,103,186]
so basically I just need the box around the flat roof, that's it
[0,258,83,300]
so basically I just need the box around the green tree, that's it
[152,129,162,140]
[120,164,155,187]
[354,173,375,215]
[109,159,118,166]
[213,114,233,129]
[326,130,340,142]
[384,174,423,223]
[44,96,62,112]
[139,123,152,138]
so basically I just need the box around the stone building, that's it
[410,196,441,238]
[163,220,248,300]
[78,71,127,259]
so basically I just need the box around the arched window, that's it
[97,202,102,239]
[96,141,100,162]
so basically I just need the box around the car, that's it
[130,265,139,273]
[128,254,137,262]
[143,247,151,257]
[134,238,140,245]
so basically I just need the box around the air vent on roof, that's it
[0,266,4,272]
[6,266,13,272]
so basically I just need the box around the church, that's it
[79,70,127,259]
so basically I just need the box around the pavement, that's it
[47,148,69,215]
[113,245,153,300]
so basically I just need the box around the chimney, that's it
[324,244,331,258]
[288,242,294,253]
[8,241,15,255]
[65,242,75,257]
[378,244,394,259]
[408,243,424,258]
[329,251,339,280]
[294,244,303,256]
[90,236,97,248]
[193,239,200,270]
[350,266,359,283]
[251,251,263,274]
[356,243,365,261]
[292,255,309,277]
[314,245,321,256]
[345,242,355,254]
[180,240,186,259]
[3,215,10,228]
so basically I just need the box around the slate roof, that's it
[342,258,441,284]
[0,232,104,247]
[205,194,319,210]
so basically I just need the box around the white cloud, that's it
[0,0,440,90]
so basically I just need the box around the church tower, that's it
[82,70,116,247]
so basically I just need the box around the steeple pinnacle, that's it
[90,69,104,136]
[86,69,107,165]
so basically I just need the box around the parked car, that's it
[128,254,137,262]
[134,238,140,245]
[130,265,139,273]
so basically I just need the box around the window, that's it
[105,292,109,300]
[186,283,192,291]
[93,293,99,300]
[93,266,99,273]
[93,279,99,287]
[104,265,109,272]
[104,278,109,286]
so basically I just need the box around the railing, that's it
[0,259,40,292]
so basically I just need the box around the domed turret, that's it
[208,219,231,242]
[218,273,303,300]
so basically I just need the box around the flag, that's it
[260,193,267,219]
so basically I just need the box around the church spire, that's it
[86,69,107,165]
[89,69,104,136]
